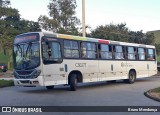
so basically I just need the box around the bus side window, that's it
[127,47,136,60]
[99,44,112,59]
[81,42,87,58]
[81,42,96,59]
[147,49,155,60]
[42,41,62,64]
[64,40,79,58]
[42,42,50,60]
[114,45,124,59]
[138,48,145,60]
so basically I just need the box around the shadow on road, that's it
[12,76,159,94]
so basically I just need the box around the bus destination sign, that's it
[14,33,39,44]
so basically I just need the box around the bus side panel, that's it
[99,60,127,81]
[42,63,66,86]
[64,60,99,83]
[148,61,157,77]
[126,61,149,78]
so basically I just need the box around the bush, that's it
[0,80,14,88]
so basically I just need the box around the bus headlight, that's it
[32,70,41,78]
[13,71,19,79]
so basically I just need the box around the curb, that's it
[0,78,13,81]
[144,91,160,102]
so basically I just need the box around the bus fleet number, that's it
[75,63,86,67]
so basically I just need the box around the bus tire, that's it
[69,74,77,91]
[125,71,136,84]
[46,86,54,90]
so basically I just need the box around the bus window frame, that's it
[126,46,137,61]
[63,39,80,59]
[113,45,125,60]
[41,36,63,65]
[137,47,146,61]
[98,43,113,60]
[80,41,98,60]
[146,48,156,61]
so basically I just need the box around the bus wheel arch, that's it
[68,70,83,85]
[124,69,136,84]
[68,70,83,91]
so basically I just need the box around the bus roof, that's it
[21,31,155,49]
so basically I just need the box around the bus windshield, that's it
[13,42,40,70]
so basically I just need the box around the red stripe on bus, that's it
[98,40,110,44]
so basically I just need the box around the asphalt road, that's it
[0,76,160,115]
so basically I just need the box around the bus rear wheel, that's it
[69,74,77,91]
[46,86,54,90]
[124,71,136,84]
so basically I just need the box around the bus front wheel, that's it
[69,74,77,91]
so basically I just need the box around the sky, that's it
[10,0,160,33]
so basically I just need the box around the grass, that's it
[145,87,160,102]
[0,80,14,88]
[151,87,160,93]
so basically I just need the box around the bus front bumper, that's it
[14,76,44,87]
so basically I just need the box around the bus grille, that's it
[14,69,37,79]
[20,80,30,84]
[16,70,33,75]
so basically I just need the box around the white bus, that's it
[13,31,157,91]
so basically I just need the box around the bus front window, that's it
[13,42,40,70]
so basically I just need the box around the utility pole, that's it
[82,0,86,37]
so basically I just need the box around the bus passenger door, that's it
[41,40,66,86]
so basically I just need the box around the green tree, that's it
[128,30,154,45]
[0,0,41,52]
[0,0,41,69]
[145,32,155,45]
[155,44,160,55]
[90,23,155,45]
[0,0,17,52]
[128,30,144,44]
[90,23,129,42]
[38,0,80,35]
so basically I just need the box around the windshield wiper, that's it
[26,42,32,57]
[16,44,22,57]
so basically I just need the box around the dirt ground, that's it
[0,71,13,78]
[148,91,160,100]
